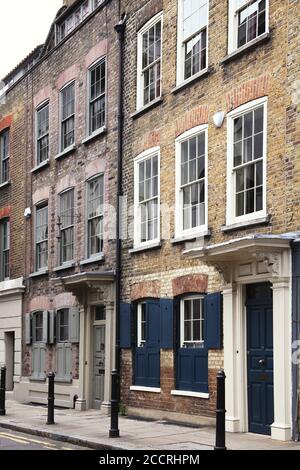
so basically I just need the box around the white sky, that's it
[0,0,63,79]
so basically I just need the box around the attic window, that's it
[57,0,105,43]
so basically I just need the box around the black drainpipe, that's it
[112,10,126,429]
[292,240,300,441]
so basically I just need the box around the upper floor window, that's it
[180,297,205,348]
[36,103,49,165]
[59,189,74,264]
[228,0,268,54]
[177,0,208,84]
[226,97,267,225]
[134,149,160,248]
[87,175,104,257]
[35,203,48,272]
[137,12,163,110]
[0,129,9,184]
[88,58,106,135]
[175,125,208,238]
[57,0,105,43]
[60,82,75,151]
[0,218,9,282]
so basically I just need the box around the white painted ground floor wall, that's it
[0,278,24,389]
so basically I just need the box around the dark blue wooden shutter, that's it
[120,302,132,348]
[135,300,160,387]
[176,348,208,393]
[160,299,174,349]
[205,292,222,349]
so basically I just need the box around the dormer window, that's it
[57,0,105,44]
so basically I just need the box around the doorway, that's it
[92,324,106,409]
[246,283,274,435]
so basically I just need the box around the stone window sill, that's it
[81,126,106,145]
[171,390,209,399]
[222,215,270,233]
[0,180,10,189]
[55,144,76,161]
[171,229,211,245]
[31,160,50,173]
[30,376,46,383]
[29,269,49,278]
[129,241,162,254]
[131,96,163,120]
[80,254,105,266]
[171,67,212,94]
[53,261,76,272]
[54,377,73,384]
[220,32,271,66]
[130,386,161,393]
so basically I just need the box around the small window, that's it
[228,0,268,54]
[60,83,75,151]
[0,128,9,184]
[87,175,104,257]
[59,189,74,264]
[58,0,90,43]
[0,218,9,282]
[94,306,106,322]
[237,0,266,48]
[89,59,106,135]
[35,203,48,271]
[137,13,163,109]
[33,312,43,343]
[181,297,205,348]
[57,309,70,342]
[177,0,208,84]
[137,303,147,347]
[134,150,160,247]
[36,103,49,165]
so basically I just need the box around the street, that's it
[0,427,88,450]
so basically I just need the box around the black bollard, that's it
[0,366,6,416]
[214,370,227,451]
[109,369,120,438]
[47,372,55,425]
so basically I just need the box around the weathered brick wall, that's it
[119,0,296,418]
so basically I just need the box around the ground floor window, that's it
[31,311,47,380]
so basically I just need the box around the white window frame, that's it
[133,147,161,249]
[175,124,208,239]
[35,202,49,272]
[59,188,75,265]
[228,0,269,54]
[176,0,209,86]
[35,101,50,166]
[136,11,163,110]
[0,128,9,184]
[226,96,268,226]
[59,81,76,153]
[86,173,104,259]
[180,296,205,348]
[137,302,147,347]
[87,57,107,137]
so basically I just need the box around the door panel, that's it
[135,301,160,388]
[247,284,274,436]
[93,326,105,409]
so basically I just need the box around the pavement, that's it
[1,399,300,451]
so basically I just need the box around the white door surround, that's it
[183,236,293,441]
[59,272,116,412]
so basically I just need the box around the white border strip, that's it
[171,390,210,399]
[130,386,161,393]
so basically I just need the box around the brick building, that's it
[0,0,299,443]
[0,0,122,412]
[118,0,300,441]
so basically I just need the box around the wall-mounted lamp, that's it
[24,208,32,219]
[213,111,225,128]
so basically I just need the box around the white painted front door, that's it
[93,325,105,409]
